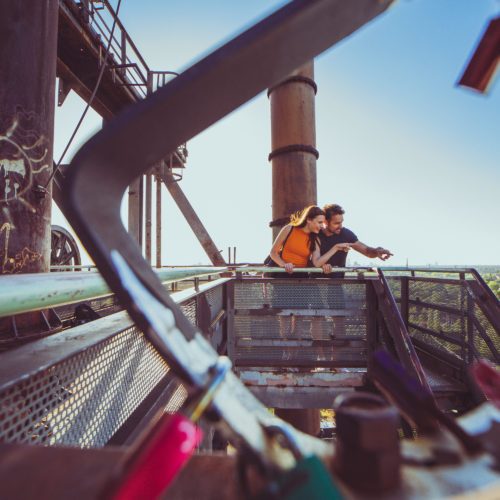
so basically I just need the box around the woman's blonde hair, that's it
[289,205,325,227]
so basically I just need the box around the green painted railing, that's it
[0,267,227,318]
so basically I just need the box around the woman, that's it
[269,205,350,275]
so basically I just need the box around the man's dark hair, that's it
[323,204,345,220]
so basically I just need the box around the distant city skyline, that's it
[53,0,500,266]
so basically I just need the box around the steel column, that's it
[156,169,162,268]
[269,61,320,434]
[145,171,152,263]
[127,176,142,249]
[269,62,318,239]
[0,0,59,274]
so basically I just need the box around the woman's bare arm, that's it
[269,225,293,269]
[312,241,351,268]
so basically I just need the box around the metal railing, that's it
[0,267,227,318]
[384,268,499,365]
[59,0,187,158]
[0,277,230,447]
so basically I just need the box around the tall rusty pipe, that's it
[269,62,318,239]
[269,61,321,436]
[0,0,59,274]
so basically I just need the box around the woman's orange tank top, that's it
[281,227,310,267]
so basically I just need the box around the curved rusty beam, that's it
[63,0,394,462]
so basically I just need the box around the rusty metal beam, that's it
[56,58,115,121]
[57,0,141,115]
[458,16,500,93]
[160,169,226,266]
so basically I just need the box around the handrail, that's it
[380,267,477,274]
[0,267,227,318]
[469,268,500,305]
[374,269,434,397]
[232,266,376,274]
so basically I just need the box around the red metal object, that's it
[458,16,500,93]
[471,360,500,408]
[112,413,202,500]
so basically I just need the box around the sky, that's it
[53,0,500,267]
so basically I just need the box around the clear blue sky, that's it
[53,0,500,266]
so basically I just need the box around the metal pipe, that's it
[156,169,162,268]
[269,62,318,240]
[0,267,227,318]
[145,171,152,263]
[232,266,375,273]
[128,176,142,248]
[380,267,476,274]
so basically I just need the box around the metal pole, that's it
[128,176,142,249]
[156,168,162,268]
[269,61,320,436]
[0,0,59,274]
[145,171,152,264]
[269,62,318,239]
[0,267,228,318]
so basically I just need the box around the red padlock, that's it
[112,412,202,500]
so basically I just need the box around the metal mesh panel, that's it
[407,279,467,361]
[234,315,365,340]
[409,280,464,311]
[233,281,367,367]
[409,304,465,336]
[409,328,462,359]
[234,281,366,310]
[0,326,174,447]
[235,345,367,365]
[386,277,401,300]
[180,299,197,326]
[206,286,224,322]
[164,384,188,414]
[472,304,499,363]
[56,296,121,323]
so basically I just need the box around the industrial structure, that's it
[0,1,499,498]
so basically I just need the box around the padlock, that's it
[110,356,232,500]
[264,424,343,500]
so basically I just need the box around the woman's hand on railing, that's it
[322,264,332,274]
[283,262,294,274]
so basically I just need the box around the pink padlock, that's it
[112,412,202,500]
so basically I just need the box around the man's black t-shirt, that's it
[318,227,358,267]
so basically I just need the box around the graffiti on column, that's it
[0,109,51,213]
[0,221,42,274]
[0,109,48,272]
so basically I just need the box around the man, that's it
[313,203,393,274]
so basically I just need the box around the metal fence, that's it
[0,278,229,447]
[229,277,370,368]
[385,270,500,367]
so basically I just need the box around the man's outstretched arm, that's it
[351,241,393,261]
